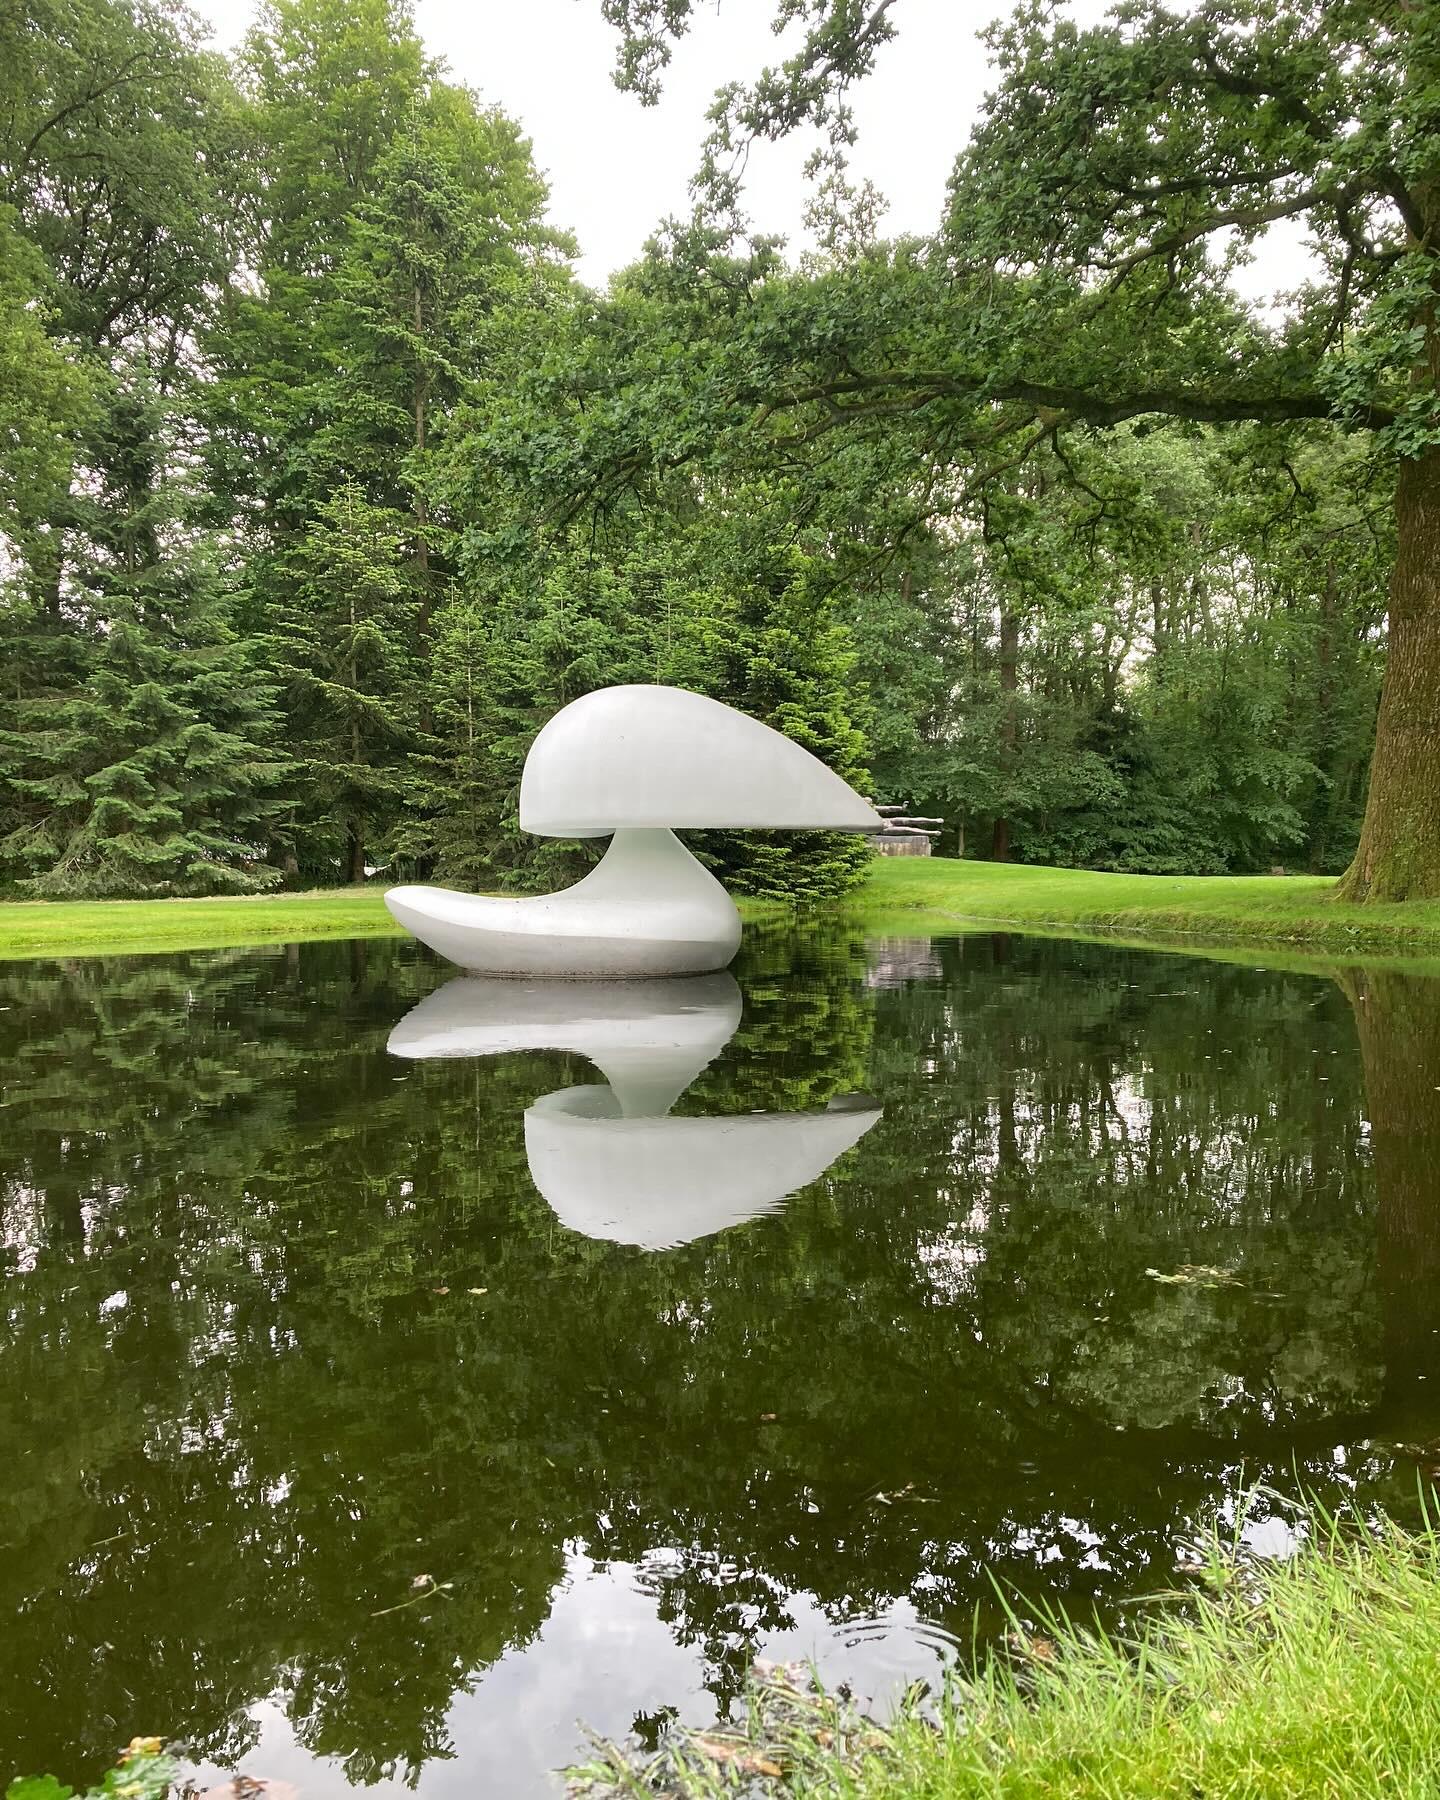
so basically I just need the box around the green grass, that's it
[571,1504,1440,1798]
[0,887,402,960]
[3,858,1440,963]
[0,884,787,961]
[855,857,1440,955]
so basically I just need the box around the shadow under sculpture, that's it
[384,684,882,976]
[388,974,882,1248]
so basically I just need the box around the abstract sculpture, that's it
[384,684,881,976]
[388,974,882,1249]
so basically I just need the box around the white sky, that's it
[189,0,1309,298]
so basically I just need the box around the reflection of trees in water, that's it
[0,936,1435,1784]
[1337,965,1440,1411]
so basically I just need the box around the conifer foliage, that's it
[0,0,1417,901]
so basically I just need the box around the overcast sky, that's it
[188,0,1307,298]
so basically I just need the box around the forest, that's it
[0,0,1433,906]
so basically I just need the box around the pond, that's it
[3,926,1439,1795]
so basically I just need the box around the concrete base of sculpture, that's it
[384,828,742,977]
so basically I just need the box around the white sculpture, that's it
[388,974,882,1249]
[525,1087,879,1251]
[384,684,881,976]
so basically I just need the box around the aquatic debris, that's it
[1146,1264,1245,1289]
[565,1661,892,1796]
[189,1781,299,1800]
[369,1571,454,1617]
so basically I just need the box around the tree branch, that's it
[746,368,1395,430]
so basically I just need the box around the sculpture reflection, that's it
[388,974,881,1248]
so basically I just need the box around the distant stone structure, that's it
[869,803,942,857]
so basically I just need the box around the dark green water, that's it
[4,927,1439,1794]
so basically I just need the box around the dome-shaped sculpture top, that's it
[519,684,881,838]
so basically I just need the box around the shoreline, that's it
[568,1505,1440,1798]
[2,858,1440,964]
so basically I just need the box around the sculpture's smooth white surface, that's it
[386,975,881,1249]
[385,829,741,979]
[525,1088,880,1250]
[387,972,741,1116]
[518,685,880,836]
[384,684,880,977]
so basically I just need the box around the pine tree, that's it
[389,585,493,885]
[672,546,874,902]
[1,605,290,899]
[1,373,290,898]
[269,481,418,884]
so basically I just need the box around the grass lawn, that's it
[572,1506,1440,1798]
[0,884,786,961]
[3,858,1440,961]
[856,856,1440,954]
[0,887,403,960]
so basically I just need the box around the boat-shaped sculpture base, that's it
[384,828,742,977]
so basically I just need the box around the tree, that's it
[326,104,567,672]
[678,543,874,901]
[271,482,418,883]
[593,0,1440,902]
[0,0,244,613]
[0,372,290,898]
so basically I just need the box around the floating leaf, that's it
[1146,1264,1244,1289]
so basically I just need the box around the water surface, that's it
[3,927,1439,1793]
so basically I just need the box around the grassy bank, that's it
[572,1506,1440,1798]
[856,857,1440,955]
[0,885,787,961]
[4,858,1440,962]
[0,887,402,960]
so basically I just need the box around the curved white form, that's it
[386,975,882,1248]
[525,1089,881,1250]
[386,829,740,978]
[519,684,881,837]
[384,684,881,977]
[387,972,741,1116]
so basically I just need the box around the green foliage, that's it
[267,481,418,881]
[0,0,1423,899]
[680,548,873,901]
[1,597,289,898]
[575,1509,1440,1800]
[3,930,1429,1778]
[7,1739,174,1800]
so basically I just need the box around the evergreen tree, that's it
[0,602,289,899]
[391,584,496,886]
[326,106,565,655]
[2,368,291,898]
[684,547,873,902]
[269,482,418,884]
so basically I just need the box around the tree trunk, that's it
[991,606,1019,861]
[1336,965,1440,1395]
[1337,447,1440,900]
[346,818,365,886]
[1308,560,1338,873]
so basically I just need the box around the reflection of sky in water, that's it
[3,929,1439,1796]
[184,1550,954,1799]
